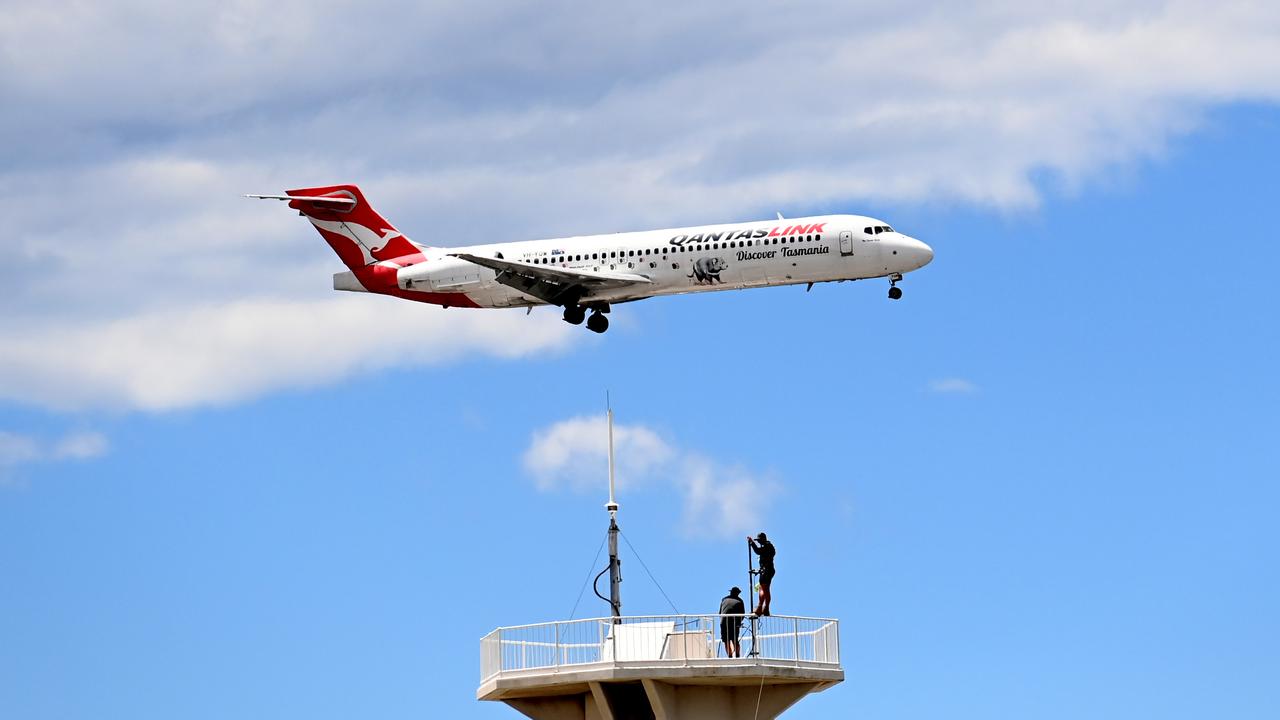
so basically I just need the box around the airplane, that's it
[248,184,933,333]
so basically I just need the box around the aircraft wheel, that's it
[888,286,903,300]
[586,312,609,334]
[563,305,586,325]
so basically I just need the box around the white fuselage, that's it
[385,214,933,308]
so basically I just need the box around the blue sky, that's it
[2,3,1279,719]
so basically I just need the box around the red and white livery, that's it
[249,184,933,333]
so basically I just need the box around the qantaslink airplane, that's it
[249,184,933,334]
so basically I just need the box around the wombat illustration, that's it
[688,256,727,284]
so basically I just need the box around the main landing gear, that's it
[562,305,586,325]
[887,272,903,300]
[562,303,610,333]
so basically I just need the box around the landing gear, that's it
[887,272,903,300]
[586,311,609,334]
[563,301,610,332]
[562,304,586,325]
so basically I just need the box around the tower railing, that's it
[480,614,839,682]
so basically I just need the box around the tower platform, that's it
[478,614,842,720]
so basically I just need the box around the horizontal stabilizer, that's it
[244,193,357,205]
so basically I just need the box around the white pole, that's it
[607,404,616,512]
[605,394,621,620]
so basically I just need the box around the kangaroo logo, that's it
[688,256,727,285]
[308,217,403,264]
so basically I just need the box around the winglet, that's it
[776,211,785,220]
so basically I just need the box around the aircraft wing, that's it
[450,253,652,305]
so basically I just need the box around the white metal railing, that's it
[479,614,840,682]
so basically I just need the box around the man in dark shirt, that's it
[748,532,776,616]
[718,586,745,658]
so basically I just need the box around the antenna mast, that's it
[605,397,622,620]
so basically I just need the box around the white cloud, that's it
[928,378,979,394]
[523,415,674,492]
[51,432,110,460]
[0,296,575,412]
[0,430,108,482]
[523,415,779,539]
[2,1,1279,412]
[0,432,41,467]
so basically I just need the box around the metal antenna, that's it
[605,394,622,620]
[606,393,617,516]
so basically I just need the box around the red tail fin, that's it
[285,184,424,270]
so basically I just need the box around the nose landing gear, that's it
[887,272,903,300]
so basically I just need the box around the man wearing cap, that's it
[718,586,746,658]
[747,532,776,616]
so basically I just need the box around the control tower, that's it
[477,407,844,719]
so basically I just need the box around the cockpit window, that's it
[874,226,883,234]
[864,227,872,234]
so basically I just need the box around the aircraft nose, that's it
[900,235,933,270]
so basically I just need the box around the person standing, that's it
[718,586,745,658]
[748,532,776,616]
